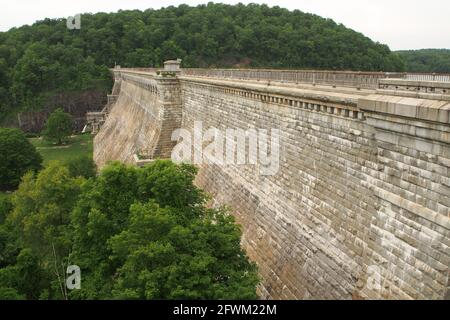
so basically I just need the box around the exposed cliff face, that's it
[8,90,107,133]
[94,70,450,300]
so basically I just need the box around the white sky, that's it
[0,0,449,50]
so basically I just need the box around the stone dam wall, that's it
[94,71,182,166]
[93,68,450,300]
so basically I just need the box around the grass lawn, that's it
[29,134,93,165]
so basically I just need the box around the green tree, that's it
[0,194,18,268]
[0,193,12,224]
[0,249,48,300]
[42,108,73,145]
[0,160,258,300]
[71,160,259,299]
[0,58,12,120]
[397,49,450,73]
[65,155,97,179]
[0,287,25,300]
[13,249,48,299]
[4,162,85,299]
[9,163,83,259]
[0,128,42,191]
[109,201,259,299]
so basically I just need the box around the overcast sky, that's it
[1,0,449,50]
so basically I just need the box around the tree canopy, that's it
[396,49,450,73]
[42,108,73,144]
[0,128,42,190]
[0,160,259,299]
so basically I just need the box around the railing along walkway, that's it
[113,67,450,89]
[182,69,450,89]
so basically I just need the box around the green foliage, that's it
[108,201,258,299]
[42,108,73,145]
[0,223,18,268]
[137,161,203,208]
[66,155,96,179]
[0,160,259,299]
[12,249,48,299]
[0,128,42,191]
[0,58,13,118]
[0,228,18,269]
[0,249,48,300]
[0,287,25,300]
[0,193,12,223]
[396,49,450,73]
[2,162,85,299]
[0,193,17,268]
[0,3,406,123]
[9,163,83,255]
[8,42,110,116]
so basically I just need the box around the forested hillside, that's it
[0,3,406,128]
[396,49,450,73]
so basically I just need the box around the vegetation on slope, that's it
[0,160,259,299]
[0,3,406,125]
[396,49,450,73]
[0,126,257,300]
[0,128,42,190]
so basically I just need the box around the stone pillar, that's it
[152,70,183,159]
[162,58,182,74]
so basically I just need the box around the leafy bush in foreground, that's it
[0,160,259,299]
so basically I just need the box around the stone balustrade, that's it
[181,68,410,89]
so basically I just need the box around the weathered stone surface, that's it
[94,69,450,300]
[94,71,182,167]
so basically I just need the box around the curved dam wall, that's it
[94,71,182,167]
[94,69,450,300]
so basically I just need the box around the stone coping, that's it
[112,69,158,79]
[179,76,367,107]
[359,94,450,124]
[379,78,450,89]
[376,89,450,102]
[182,67,401,76]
